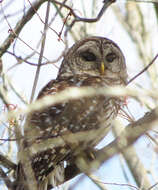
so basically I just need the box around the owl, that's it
[15,36,127,190]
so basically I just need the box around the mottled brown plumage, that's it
[16,36,127,190]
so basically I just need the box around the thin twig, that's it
[48,0,116,36]
[0,0,47,57]
[127,53,158,85]
[148,182,158,190]
[0,167,12,189]
[30,0,51,102]
[27,0,61,40]
[93,179,140,190]
[88,174,108,190]
[127,0,158,3]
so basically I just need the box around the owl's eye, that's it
[106,53,117,62]
[80,51,96,62]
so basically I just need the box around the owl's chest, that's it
[59,96,118,131]
[30,76,121,146]
[31,96,119,134]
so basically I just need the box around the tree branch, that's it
[95,108,158,166]
[0,0,47,57]
[0,154,16,170]
[0,167,12,189]
[113,122,151,189]
[63,107,158,187]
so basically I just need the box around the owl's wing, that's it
[29,76,113,137]
[28,79,74,131]
[23,79,75,186]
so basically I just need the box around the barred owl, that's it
[16,36,127,190]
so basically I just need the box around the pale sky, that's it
[0,0,158,190]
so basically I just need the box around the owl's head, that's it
[58,37,128,86]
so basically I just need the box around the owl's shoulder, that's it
[37,78,74,99]
[37,74,102,99]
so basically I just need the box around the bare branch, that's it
[0,154,16,170]
[127,53,158,84]
[0,167,12,189]
[113,122,151,189]
[0,0,47,57]
[49,106,158,187]
[95,108,158,169]
[30,0,51,102]
[3,85,158,124]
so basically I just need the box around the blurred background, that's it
[0,0,158,190]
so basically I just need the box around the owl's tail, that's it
[13,162,65,190]
[39,163,65,190]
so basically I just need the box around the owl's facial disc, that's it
[100,52,117,75]
[79,50,107,75]
[80,51,96,62]
[106,52,117,62]
[75,44,127,85]
[78,48,119,76]
[58,37,127,85]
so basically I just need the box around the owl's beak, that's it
[100,62,105,75]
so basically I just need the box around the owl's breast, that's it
[57,96,120,147]
[29,76,122,147]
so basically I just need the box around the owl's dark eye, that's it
[80,51,96,62]
[106,53,117,62]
